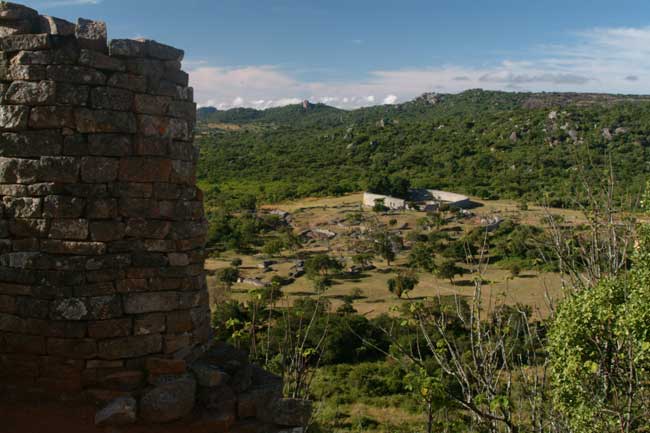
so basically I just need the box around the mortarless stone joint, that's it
[0,3,311,431]
[0,1,207,396]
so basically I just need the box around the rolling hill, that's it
[196,89,650,208]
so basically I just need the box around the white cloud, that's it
[188,25,650,110]
[35,0,102,7]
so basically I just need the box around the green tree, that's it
[262,238,284,256]
[372,199,388,213]
[352,252,374,269]
[305,253,341,277]
[373,230,400,266]
[548,223,650,433]
[387,270,419,298]
[217,266,240,290]
[408,242,437,273]
[436,260,464,284]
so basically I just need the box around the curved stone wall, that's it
[0,2,212,398]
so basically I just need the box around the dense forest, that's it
[197,90,650,209]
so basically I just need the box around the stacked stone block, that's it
[0,3,311,431]
[0,2,211,398]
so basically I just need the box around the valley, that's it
[205,193,578,319]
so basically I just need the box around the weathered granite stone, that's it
[49,218,89,240]
[89,221,125,242]
[0,132,61,157]
[29,106,75,129]
[139,375,196,423]
[109,39,146,58]
[0,105,29,129]
[191,362,229,387]
[81,156,119,183]
[38,15,76,36]
[133,313,165,335]
[87,133,132,156]
[0,20,32,37]
[75,108,136,133]
[75,18,107,51]
[43,195,85,218]
[88,318,131,339]
[47,65,106,85]
[79,48,125,71]
[192,410,237,432]
[0,34,51,52]
[145,357,186,375]
[5,80,56,105]
[107,72,147,92]
[124,292,179,314]
[99,370,144,391]
[266,399,312,427]
[90,86,133,111]
[11,50,52,65]
[56,83,89,106]
[143,39,184,61]
[95,396,137,426]
[42,240,106,255]
[0,2,37,20]
[98,334,162,360]
[47,337,97,359]
[0,64,46,81]
[198,384,237,411]
[118,157,171,182]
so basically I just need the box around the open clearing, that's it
[206,193,583,318]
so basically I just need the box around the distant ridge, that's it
[196,88,650,207]
[197,89,650,124]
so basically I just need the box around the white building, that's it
[362,192,406,209]
[362,189,471,210]
[426,190,471,208]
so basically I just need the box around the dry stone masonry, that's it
[0,3,310,432]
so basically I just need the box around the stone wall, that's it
[0,3,311,432]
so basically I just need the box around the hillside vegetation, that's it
[199,90,650,433]
[197,89,650,208]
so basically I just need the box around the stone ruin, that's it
[0,2,310,431]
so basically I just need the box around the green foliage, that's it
[372,199,389,213]
[262,238,285,256]
[435,260,464,283]
[408,242,437,273]
[548,222,650,432]
[207,211,260,251]
[305,254,342,279]
[352,252,374,268]
[372,230,401,265]
[197,90,649,207]
[216,266,239,287]
[388,270,419,298]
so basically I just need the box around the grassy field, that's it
[205,192,586,319]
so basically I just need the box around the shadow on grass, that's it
[364,299,387,304]
[516,273,539,279]
[336,272,371,280]
[325,294,369,301]
[290,291,317,297]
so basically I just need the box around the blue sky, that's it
[29,0,650,108]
